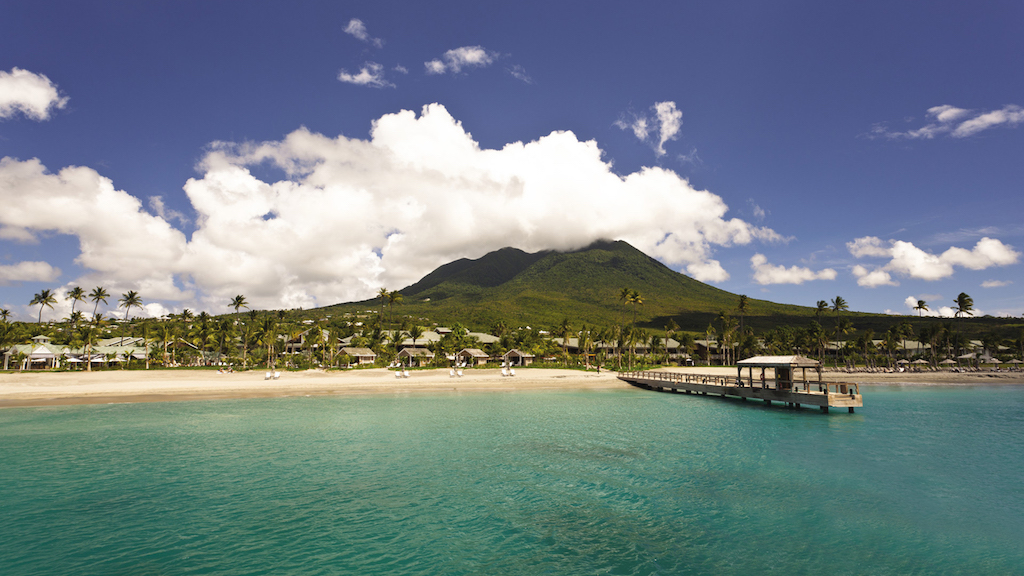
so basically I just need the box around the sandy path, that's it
[0,368,630,407]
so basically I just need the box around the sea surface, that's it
[2,386,1023,575]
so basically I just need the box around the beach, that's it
[0,367,629,407]
[2,365,1023,407]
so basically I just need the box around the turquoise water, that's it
[2,387,1023,575]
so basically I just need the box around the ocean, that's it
[2,386,1023,575]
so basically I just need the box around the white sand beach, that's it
[0,367,630,407]
[3,365,1021,408]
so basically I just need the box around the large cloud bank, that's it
[0,104,779,313]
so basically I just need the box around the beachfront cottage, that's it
[397,347,434,367]
[457,348,489,367]
[503,349,535,367]
[339,347,376,366]
[4,335,67,370]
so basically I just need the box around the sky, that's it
[1,0,1022,323]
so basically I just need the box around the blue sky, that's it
[1,0,1022,322]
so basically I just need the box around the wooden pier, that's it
[618,355,862,413]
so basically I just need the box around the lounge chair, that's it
[450,369,456,378]
[509,368,516,377]
[395,370,402,378]
[501,367,508,377]
[457,369,463,377]
[402,369,410,378]
[273,371,281,379]
[265,372,272,380]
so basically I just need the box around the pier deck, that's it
[618,356,862,413]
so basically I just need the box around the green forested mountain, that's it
[323,240,828,332]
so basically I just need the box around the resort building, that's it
[397,347,434,367]
[339,347,377,365]
[503,349,535,366]
[457,348,489,366]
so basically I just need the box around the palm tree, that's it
[677,332,696,365]
[66,286,86,315]
[387,291,403,332]
[831,296,848,323]
[737,294,749,336]
[118,290,143,345]
[408,324,425,349]
[815,300,829,319]
[231,295,249,315]
[704,323,717,366]
[0,308,10,323]
[556,318,572,365]
[30,289,57,323]
[619,287,632,325]
[377,287,389,325]
[241,309,259,368]
[628,290,643,326]
[89,286,110,319]
[157,322,176,366]
[858,329,875,369]
[914,299,929,317]
[954,292,974,319]
[953,292,974,358]
[78,321,102,372]
[834,318,854,368]
[256,315,278,369]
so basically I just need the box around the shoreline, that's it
[2,366,1022,408]
[0,367,631,408]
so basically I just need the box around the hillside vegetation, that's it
[324,240,826,331]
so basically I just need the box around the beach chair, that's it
[265,372,272,380]
[395,370,402,379]
[450,369,456,378]
[509,368,516,377]
[457,369,463,378]
[403,369,410,378]
[273,371,281,379]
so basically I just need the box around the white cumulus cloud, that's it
[424,46,496,75]
[0,67,68,121]
[853,265,897,287]
[0,261,61,284]
[0,104,783,311]
[981,279,1011,288]
[338,62,393,88]
[847,235,1019,287]
[750,254,836,285]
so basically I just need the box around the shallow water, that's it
[2,386,1023,575]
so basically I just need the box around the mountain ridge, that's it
[323,240,820,331]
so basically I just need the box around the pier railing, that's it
[618,371,859,397]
